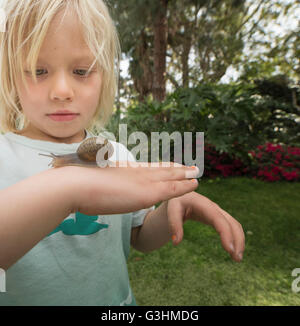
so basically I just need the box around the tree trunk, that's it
[182,33,192,88]
[132,29,153,101]
[153,0,168,102]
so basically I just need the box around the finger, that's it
[159,179,199,202]
[109,160,183,168]
[167,200,185,246]
[180,194,239,260]
[110,160,200,180]
[148,164,200,181]
[195,202,236,258]
[216,206,245,261]
[211,212,236,259]
[190,198,242,262]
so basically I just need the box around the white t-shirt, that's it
[0,131,154,306]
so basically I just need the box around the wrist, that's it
[55,165,106,215]
[45,166,81,214]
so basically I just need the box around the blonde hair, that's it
[0,0,120,133]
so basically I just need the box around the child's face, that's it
[15,9,102,143]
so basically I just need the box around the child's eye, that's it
[74,69,90,77]
[24,69,47,76]
[25,69,92,78]
[35,69,47,76]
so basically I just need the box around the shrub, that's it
[203,143,248,178]
[114,82,299,165]
[249,143,300,182]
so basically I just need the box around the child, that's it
[0,0,244,305]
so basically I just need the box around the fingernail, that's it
[238,252,243,260]
[185,166,199,178]
[172,235,177,243]
[229,243,235,253]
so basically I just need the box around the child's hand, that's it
[68,163,199,216]
[167,191,245,262]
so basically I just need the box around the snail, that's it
[39,136,114,168]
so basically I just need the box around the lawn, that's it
[128,177,300,306]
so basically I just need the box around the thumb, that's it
[167,199,185,246]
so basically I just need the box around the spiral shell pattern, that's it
[77,136,114,162]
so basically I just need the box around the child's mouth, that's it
[47,111,80,122]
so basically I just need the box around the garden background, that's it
[100,0,300,305]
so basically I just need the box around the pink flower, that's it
[282,171,299,181]
[282,160,294,168]
[271,166,281,174]
[266,143,277,152]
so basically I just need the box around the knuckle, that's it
[214,202,221,210]
[170,181,178,194]
[160,181,178,200]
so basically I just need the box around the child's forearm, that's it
[132,201,171,253]
[0,167,75,270]
[0,163,198,269]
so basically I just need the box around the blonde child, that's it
[0,0,244,305]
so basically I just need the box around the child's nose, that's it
[49,72,74,102]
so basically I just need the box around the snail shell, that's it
[39,136,114,168]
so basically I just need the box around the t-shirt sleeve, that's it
[131,206,155,228]
[115,141,156,228]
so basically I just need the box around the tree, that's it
[237,0,300,83]
[109,0,168,102]
[108,0,299,103]
[153,0,168,102]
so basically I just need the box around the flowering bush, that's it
[203,143,248,178]
[202,142,300,182]
[249,143,300,182]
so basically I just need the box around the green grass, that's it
[127,177,300,306]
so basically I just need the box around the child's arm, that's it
[131,192,245,262]
[0,167,75,270]
[0,164,198,269]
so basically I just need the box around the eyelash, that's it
[27,69,92,78]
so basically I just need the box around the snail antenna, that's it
[38,153,58,158]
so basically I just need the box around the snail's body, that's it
[39,136,114,168]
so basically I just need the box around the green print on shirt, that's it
[48,212,109,236]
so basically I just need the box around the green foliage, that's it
[104,80,299,166]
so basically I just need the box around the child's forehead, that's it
[36,53,95,64]
[33,10,95,62]
[40,8,87,47]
